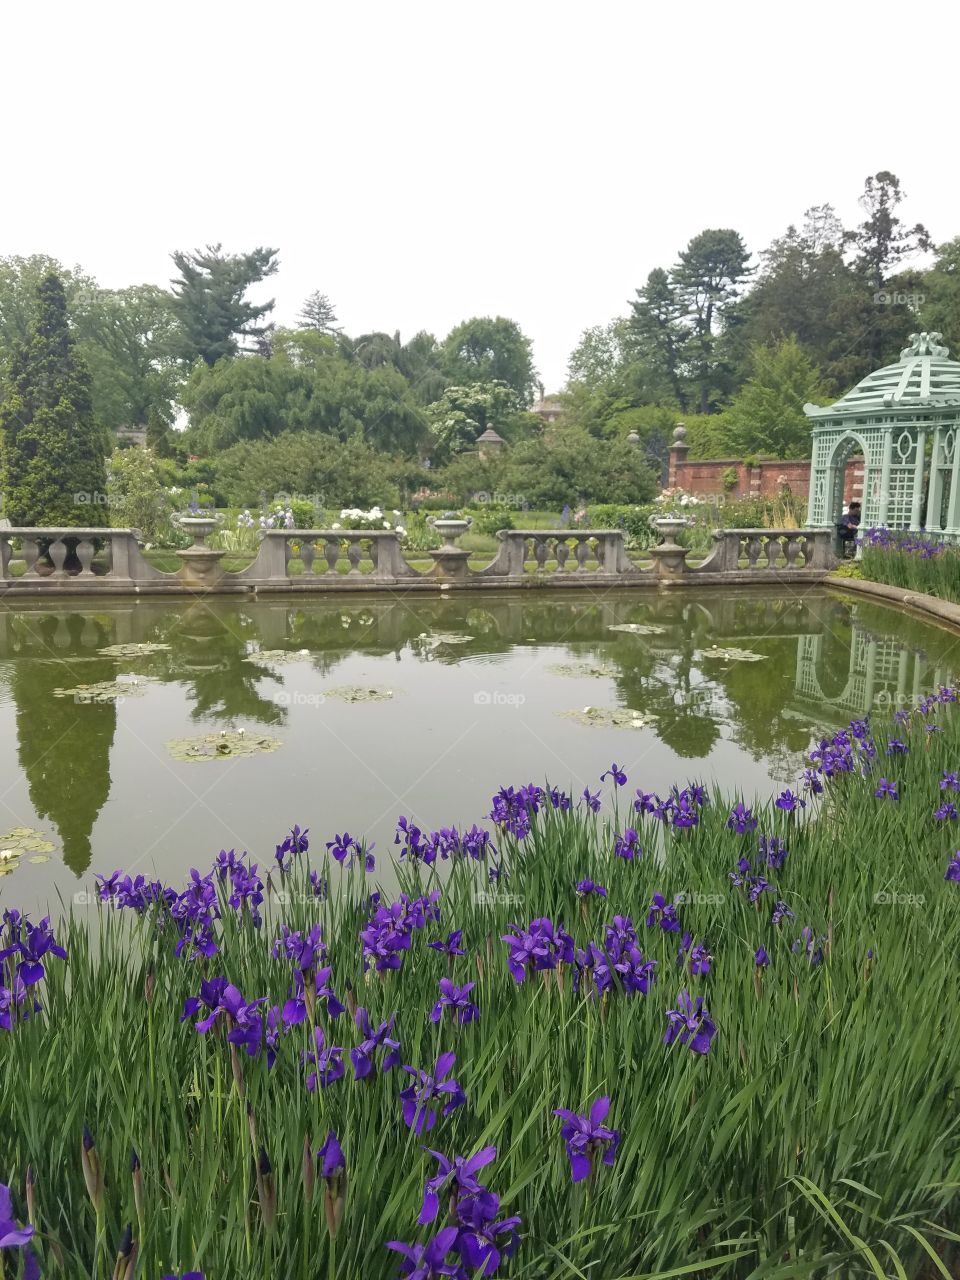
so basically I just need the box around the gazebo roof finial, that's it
[900,331,950,359]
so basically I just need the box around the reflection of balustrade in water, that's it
[0,525,837,595]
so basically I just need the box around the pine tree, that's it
[0,273,107,525]
[298,290,340,333]
[170,244,279,365]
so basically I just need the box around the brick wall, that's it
[668,454,862,506]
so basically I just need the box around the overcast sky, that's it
[4,0,956,391]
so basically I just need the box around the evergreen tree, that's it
[298,290,340,333]
[170,243,279,366]
[0,273,107,525]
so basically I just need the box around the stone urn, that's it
[649,516,690,580]
[175,515,226,588]
[426,512,472,582]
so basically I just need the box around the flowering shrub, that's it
[331,506,406,536]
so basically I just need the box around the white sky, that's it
[4,0,957,391]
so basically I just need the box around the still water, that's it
[1,588,957,910]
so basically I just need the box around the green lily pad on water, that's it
[324,685,396,703]
[607,624,667,636]
[98,642,171,658]
[0,826,58,874]
[559,706,658,730]
[52,678,151,703]
[545,662,616,679]
[418,632,472,645]
[247,648,313,666]
[699,646,767,662]
[165,731,283,763]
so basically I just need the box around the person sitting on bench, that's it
[837,501,861,554]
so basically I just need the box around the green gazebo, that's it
[805,332,960,538]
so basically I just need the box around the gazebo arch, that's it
[805,332,960,539]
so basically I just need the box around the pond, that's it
[0,586,957,910]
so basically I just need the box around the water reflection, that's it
[0,589,955,888]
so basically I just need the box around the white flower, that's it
[331,522,341,530]
[382,520,390,528]
[395,526,406,536]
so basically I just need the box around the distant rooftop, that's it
[476,427,505,442]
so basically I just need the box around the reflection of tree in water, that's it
[9,613,116,877]
[718,639,813,765]
[152,605,288,726]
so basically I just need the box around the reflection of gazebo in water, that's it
[806,333,960,536]
[793,627,948,720]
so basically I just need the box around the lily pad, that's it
[0,827,57,853]
[324,685,396,703]
[99,642,171,658]
[546,662,616,679]
[418,632,472,645]
[699,646,768,663]
[247,648,313,666]
[607,623,667,636]
[52,678,151,703]
[165,731,283,763]
[559,707,658,730]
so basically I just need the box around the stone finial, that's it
[672,423,687,442]
[626,430,640,445]
[901,331,950,359]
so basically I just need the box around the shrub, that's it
[106,448,179,544]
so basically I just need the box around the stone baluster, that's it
[324,539,340,573]
[21,538,40,576]
[346,539,364,574]
[764,536,780,569]
[76,537,96,576]
[555,539,570,571]
[301,538,316,576]
[533,537,550,570]
[574,538,591,571]
[0,535,11,580]
[745,535,763,568]
[783,533,802,567]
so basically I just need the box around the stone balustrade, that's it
[0,525,836,595]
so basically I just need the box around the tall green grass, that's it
[2,698,960,1278]
[859,529,960,604]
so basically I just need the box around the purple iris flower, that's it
[775,789,805,813]
[161,1274,204,1280]
[614,828,642,859]
[500,920,558,984]
[310,870,328,900]
[427,931,465,959]
[0,976,38,1031]
[935,802,959,821]
[302,1026,345,1091]
[755,946,769,967]
[758,835,788,870]
[419,1145,497,1224]
[548,786,572,811]
[946,852,960,881]
[326,831,375,871]
[646,893,681,933]
[726,802,758,835]
[581,787,602,813]
[942,771,960,792]
[0,1183,37,1280]
[274,824,309,873]
[609,945,657,995]
[792,927,824,966]
[553,1096,620,1183]
[385,1227,464,1279]
[874,778,898,800]
[677,933,712,976]
[771,900,794,926]
[317,1131,345,1179]
[456,1191,522,1276]
[0,916,67,988]
[351,1008,401,1079]
[273,923,326,971]
[575,880,606,898]
[399,1052,466,1134]
[801,768,824,795]
[600,763,627,787]
[886,739,908,755]
[664,990,717,1055]
[634,789,658,815]
[430,979,479,1025]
